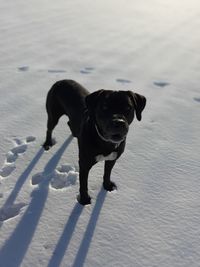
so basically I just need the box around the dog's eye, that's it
[125,105,132,112]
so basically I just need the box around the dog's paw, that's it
[103,181,117,191]
[43,144,51,151]
[77,194,91,205]
[43,140,55,151]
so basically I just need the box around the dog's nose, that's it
[112,119,126,130]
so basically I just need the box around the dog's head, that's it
[86,89,146,143]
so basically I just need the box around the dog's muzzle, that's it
[109,118,128,142]
[95,118,128,144]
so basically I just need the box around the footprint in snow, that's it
[26,136,36,143]
[48,69,67,73]
[153,81,170,87]
[116,78,132,84]
[0,136,36,179]
[11,144,28,155]
[80,67,95,74]
[0,164,16,178]
[6,151,18,163]
[18,66,29,72]
[18,66,68,74]
[193,97,200,103]
[31,164,78,190]
[0,202,27,222]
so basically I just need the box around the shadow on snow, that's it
[1,134,107,267]
[0,135,73,267]
[48,189,107,267]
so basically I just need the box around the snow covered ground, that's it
[0,0,200,266]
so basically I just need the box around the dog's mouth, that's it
[95,124,126,144]
[104,131,127,144]
[110,133,126,142]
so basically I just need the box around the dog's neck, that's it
[94,124,122,149]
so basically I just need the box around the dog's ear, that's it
[85,90,104,112]
[128,91,146,121]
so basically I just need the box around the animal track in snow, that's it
[0,136,36,179]
[48,69,67,73]
[80,67,95,74]
[31,172,44,186]
[0,202,27,222]
[116,78,132,84]
[6,151,18,163]
[32,164,78,190]
[18,66,29,72]
[18,66,67,73]
[13,138,23,145]
[11,144,28,155]
[0,164,16,178]
[26,136,36,143]
[193,97,200,103]
[153,81,170,87]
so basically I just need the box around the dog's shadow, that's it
[72,189,107,267]
[0,136,73,267]
[0,133,107,267]
[48,189,107,267]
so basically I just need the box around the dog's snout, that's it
[112,118,126,129]
[111,118,129,136]
[107,118,128,142]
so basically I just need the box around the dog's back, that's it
[44,80,90,149]
[46,80,89,116]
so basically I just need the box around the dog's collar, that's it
[94,124,123,148]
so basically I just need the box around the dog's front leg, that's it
[78,161,92,205]
[103,160,117,191]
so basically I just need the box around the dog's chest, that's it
[95,152,118,162]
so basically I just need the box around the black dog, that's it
[43,80,146,205]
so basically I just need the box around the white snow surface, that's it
[0,0,200,266]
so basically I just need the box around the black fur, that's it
[43,80,146,205]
